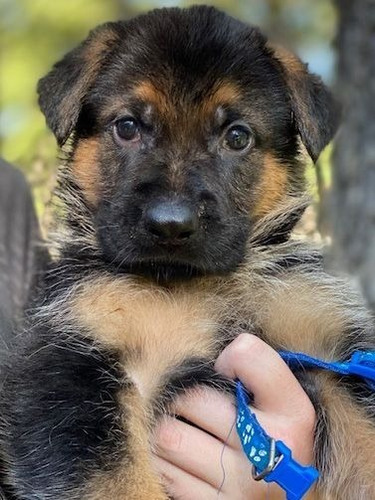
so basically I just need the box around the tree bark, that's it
[323,0,375,311]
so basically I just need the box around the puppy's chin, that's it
[102,255,237,282]
[121,260,204,282]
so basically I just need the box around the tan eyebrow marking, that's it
[133,81,172,118]
[132,79,241,119]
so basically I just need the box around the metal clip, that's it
[251,438,277,481]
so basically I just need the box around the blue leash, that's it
[235,350,375,499]
[279,350,375,391]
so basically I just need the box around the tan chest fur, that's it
[69,265,349,404]
[70,275,226,402]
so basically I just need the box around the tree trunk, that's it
[323,0,375,311]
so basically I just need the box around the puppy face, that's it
[38,6,339,279]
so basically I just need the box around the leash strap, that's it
[279,350,375,390]
[235,350,375,499]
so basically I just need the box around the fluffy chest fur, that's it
[69,276,226,401]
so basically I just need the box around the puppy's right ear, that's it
[37,23,120,146]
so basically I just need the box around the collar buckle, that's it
[264,440,319,500]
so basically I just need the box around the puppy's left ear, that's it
[37,22,120,146]
[269,44,340,163]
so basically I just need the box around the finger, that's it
[171,386,239,447]
[153,416,236,488]
[153,447,281,500]
[153,455,222,499]
[170,387,290,455]
[215,334,315,417]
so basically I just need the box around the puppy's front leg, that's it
[0,332,167,500]
[83,386,168,500]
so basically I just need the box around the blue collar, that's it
[235,350,375,499]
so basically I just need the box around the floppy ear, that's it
[268,44,340,162]
[37,23,120,146]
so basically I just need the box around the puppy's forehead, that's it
[97,74,245,127]
[91,10,290,132]
[133,79,241,118]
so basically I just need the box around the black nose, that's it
[145,201,198,242]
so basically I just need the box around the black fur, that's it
[1,326,124,498]
[155,358,236,419]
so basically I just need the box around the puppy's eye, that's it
[114,118,140,142]
[223,125,254,151]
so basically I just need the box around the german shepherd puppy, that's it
[1,6,374,499]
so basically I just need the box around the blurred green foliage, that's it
[0,0,336,218]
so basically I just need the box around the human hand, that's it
[152,334,316,499]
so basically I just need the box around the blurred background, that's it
[0,0,374,311]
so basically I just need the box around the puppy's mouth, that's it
[98,223,249,281]
[113,258,205,282]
